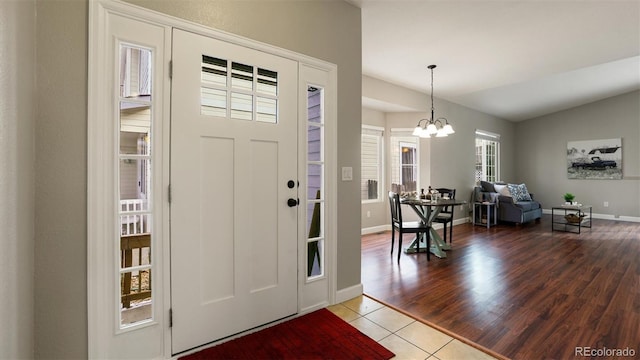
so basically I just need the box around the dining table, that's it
[400,197,467,258]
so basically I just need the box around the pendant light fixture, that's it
[412,65,455,138]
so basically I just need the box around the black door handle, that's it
[287,198,299,207]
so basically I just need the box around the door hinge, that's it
[169,60,173,79]
[168,184,172,203]
[169,308,173,328]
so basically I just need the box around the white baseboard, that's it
[334,283,363,304]
[361,224,390,235]
[362,218,470,235]
[542,209,640,223]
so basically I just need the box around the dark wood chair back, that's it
[435,188,456,244]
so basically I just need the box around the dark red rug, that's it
[180,308,395,359]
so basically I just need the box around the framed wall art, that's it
[567,138,622,180]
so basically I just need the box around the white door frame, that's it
[88,1,337,358]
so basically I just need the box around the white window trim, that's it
[361,125,384,204]
[89,1,339,358]
[390,128,420,193]
[475,129,501,183]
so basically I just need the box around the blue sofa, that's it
[474,181,542,224]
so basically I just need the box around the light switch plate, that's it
[341,166,353,181]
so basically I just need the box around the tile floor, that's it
[328,296,499,360]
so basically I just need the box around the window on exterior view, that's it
[390,132,418,193]
[119,44,153,328]
[361,126,383,202]
[475,130,500,183]
[307,86,325,279]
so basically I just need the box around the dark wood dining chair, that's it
[388,191,430,262]
[434,188,456,243]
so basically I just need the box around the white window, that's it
[361,126,384,202]
[119,44,154,328]
[390,131,419,192]
[307,86,325,279]
[475,129,500,183]
[201,55,278,123]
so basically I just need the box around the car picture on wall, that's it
[567,138,622,180]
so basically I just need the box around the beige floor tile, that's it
[379,334,431,360]
[396,321,454,354]
[365,306,415,332]
[327,303,361,322]
[433,339,497,360]
[341,295,385,315]
[349,316,392,342]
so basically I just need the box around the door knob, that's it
[287,198,299,207]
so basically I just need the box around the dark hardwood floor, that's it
[361,215,640,359]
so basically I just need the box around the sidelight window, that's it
[306,86,324,279]
[118,44,153,328]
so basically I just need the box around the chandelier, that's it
[412,65,454,138]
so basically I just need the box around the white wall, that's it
[0,0,36,358]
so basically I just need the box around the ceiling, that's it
[351,0,640,121]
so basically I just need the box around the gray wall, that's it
[0,1,35,358]
[516,90,640,217]
[35,0,88,358]
[363,88,640,231]
[362,80,516,228]
[31,0,361,357]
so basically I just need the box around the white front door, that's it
[170,29,298,354]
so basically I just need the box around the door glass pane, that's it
[257,68,277,96]
[308,125,322,161]
[256,97,277,123]
[231,62,253,91]
[119,44,153,327]
[201,55,227,87]
[231,92,253,120]
[201,88,227,117]
[306,85,324,280]
[307,87,322,123]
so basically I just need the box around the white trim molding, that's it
[89,1,339,358]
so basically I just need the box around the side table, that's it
[551,204,592,233]
[473,202,497,229]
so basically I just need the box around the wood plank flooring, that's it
[361,215,640,359]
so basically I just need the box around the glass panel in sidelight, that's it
[120,267,152,326]
[119,43,154,328]
[306,201,323,239]
[307,240,323,277]
[306,86,322,123]
[307,125,322,161]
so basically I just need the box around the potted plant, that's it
[563,193,575,205]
